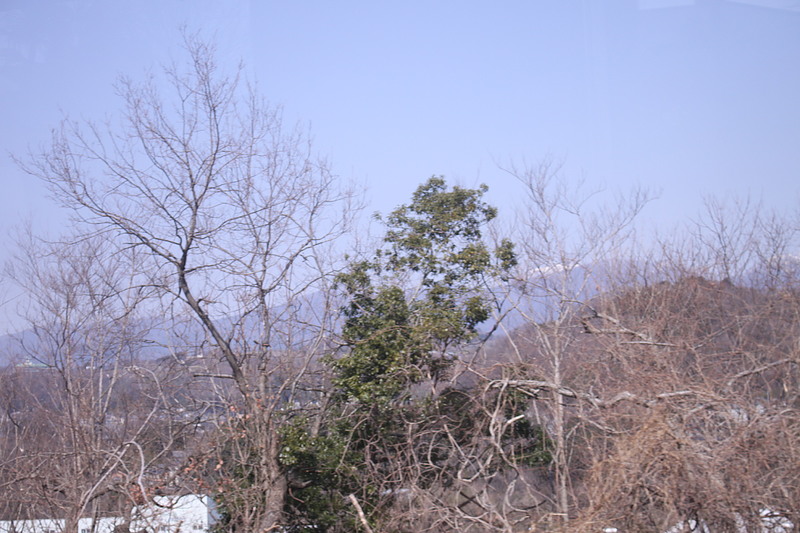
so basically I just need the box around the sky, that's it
[1,0,799,333]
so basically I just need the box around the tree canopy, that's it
[332,176,515,403]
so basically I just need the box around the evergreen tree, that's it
[333,176,516,403]
[280,177,515,530]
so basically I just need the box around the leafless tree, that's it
[0,232,193,533]
[19,36,356,531]
[567,201,800,532]
[486,159,650,528]
[482,191,799,532]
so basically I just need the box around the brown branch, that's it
[581,306,678,347]
[726,357,796,389]
[490,379,695,409]
[348,494,375,533]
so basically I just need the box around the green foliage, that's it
[512,421,554,467]
[331,177,515,404]
[292,177,518,530]
[382,177,496,282]
[501,389,554,467]
[279,418,361,531]
[201,421,269,533]
[334,277,422,403]
[278,405,423,531]
[430,386,553,469]
[494,237,518,278]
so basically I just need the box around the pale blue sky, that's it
[1,0,799,333]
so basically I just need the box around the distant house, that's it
[0,494,216,533]
[0,516,122,533]
[130,494,218,533]
[662,508,794,533]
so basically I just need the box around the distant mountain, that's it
[0,290,338,368]
[0,263,616,368]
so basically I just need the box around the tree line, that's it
[1,38,798,532]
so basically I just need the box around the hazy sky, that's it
[1,0,799,333]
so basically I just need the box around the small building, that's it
[130,494,218,533]
[0,494,215,533]
[0,516,122,533]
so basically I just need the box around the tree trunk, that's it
[257,474,287,532]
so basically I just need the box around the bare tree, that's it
[485,192,799,532]
[19,36,356,531]
[0,232,191,533]
[488,159,650,528]
[569,200,800,532]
